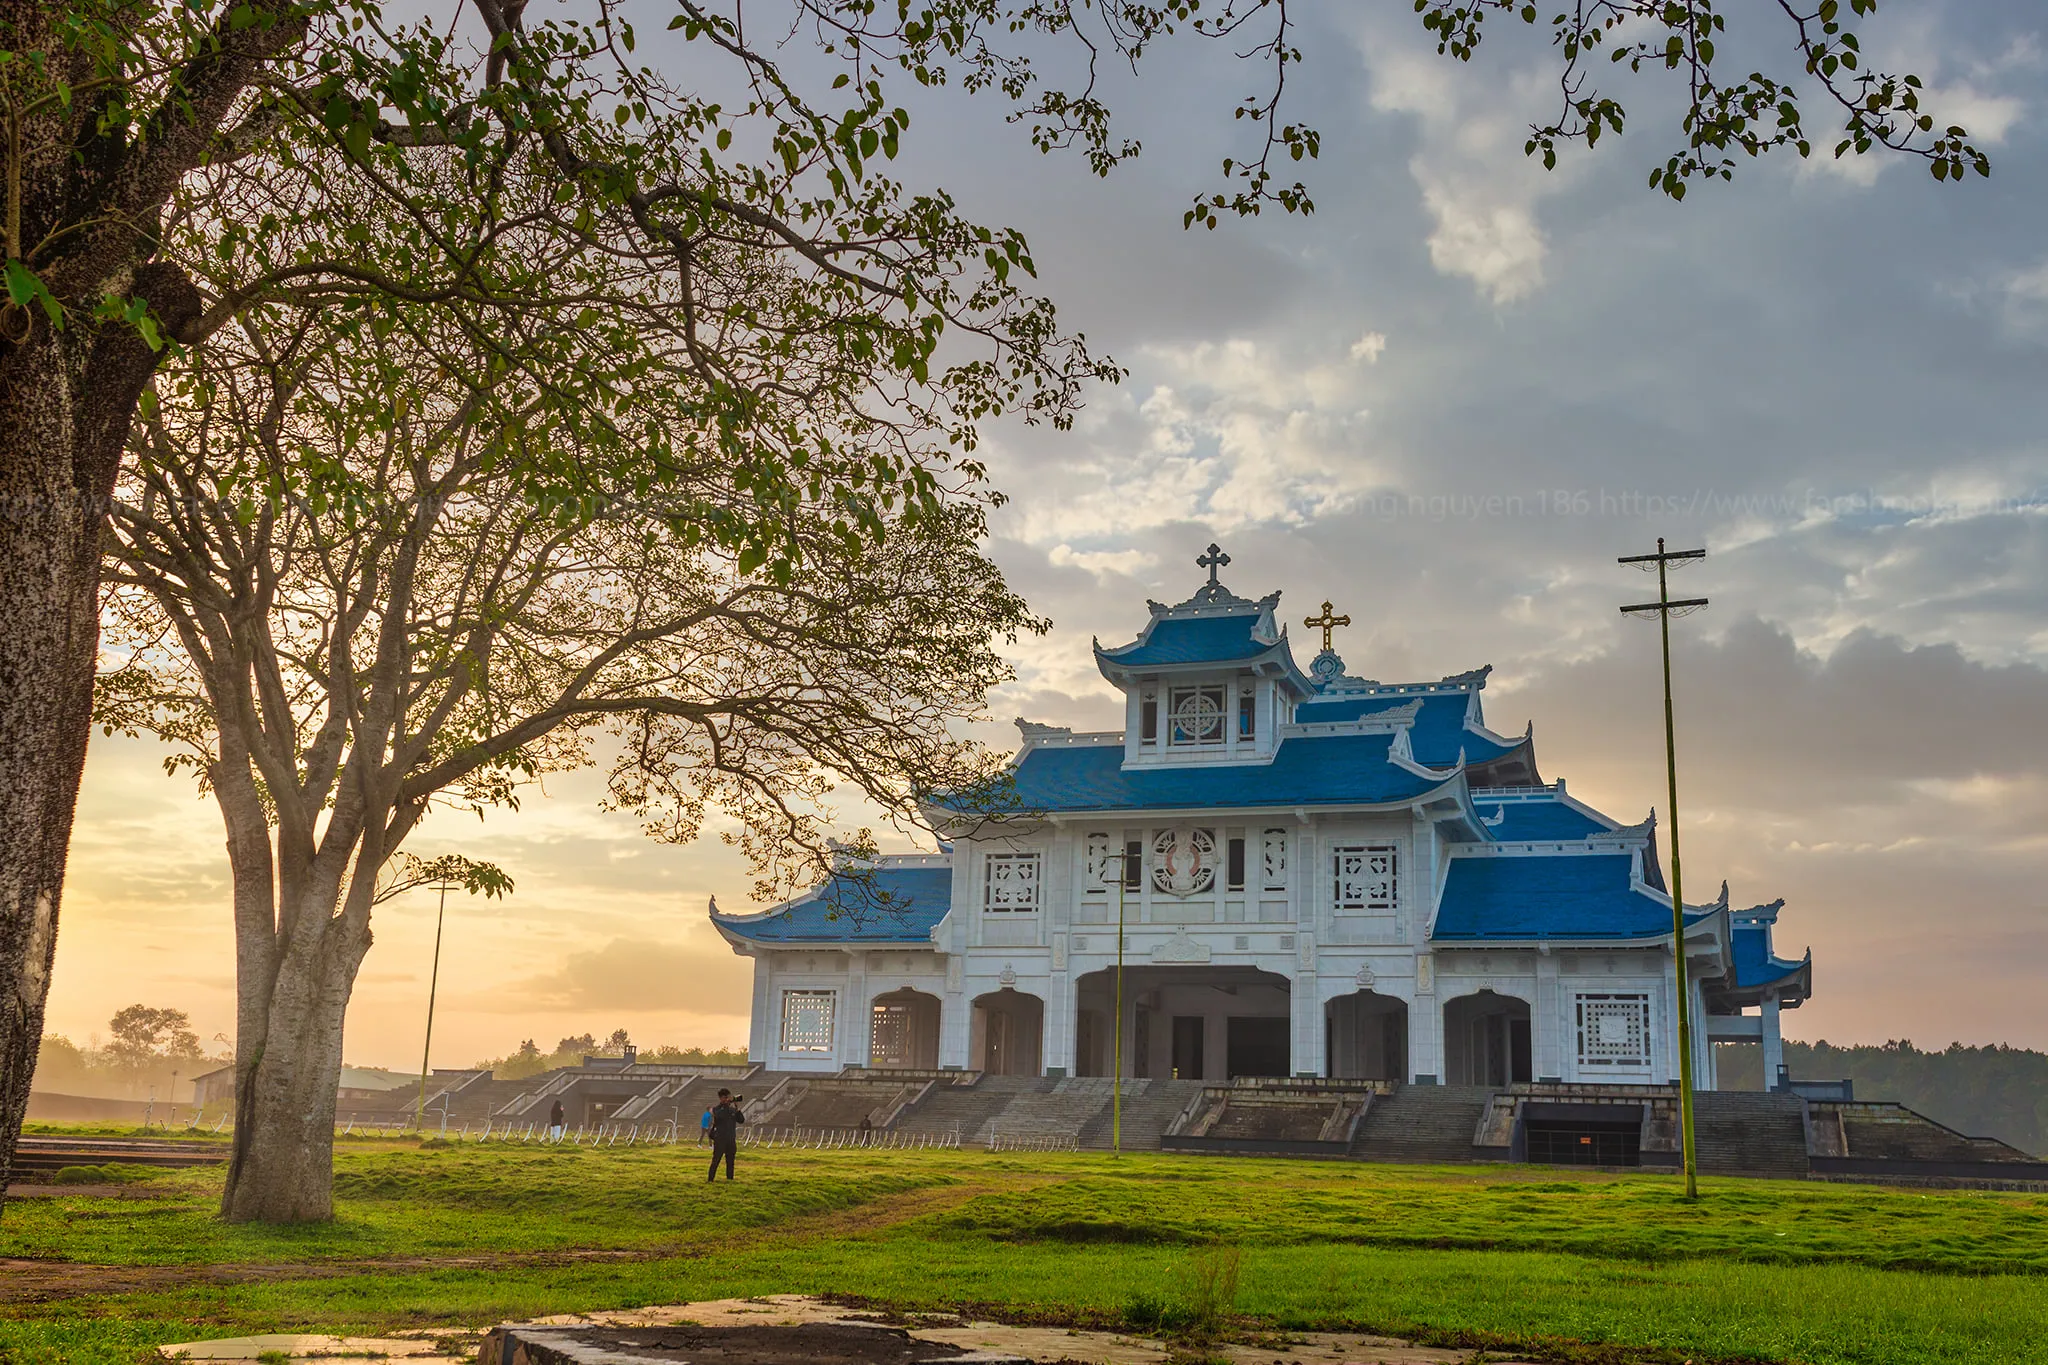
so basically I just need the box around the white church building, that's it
[713,548,1811,1092]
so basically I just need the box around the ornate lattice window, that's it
[1167,685,1228,747]
[780,990,836,1052]
[1084,833,1116,892]
[983,852,1042,912]
[1575,993,1652,1068]
[1150,828,1218,896]
[1260,828,1288,890]
[1333,845,1398,911]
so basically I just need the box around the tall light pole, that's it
[1620,537,1708,1201]
[414,877,458,1129]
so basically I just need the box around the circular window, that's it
[1172,691,1224,742]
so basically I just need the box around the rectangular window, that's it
[983,852,1042,912]
[1238,690,1255,739]
[1084,833,1115,892]
[1226,838,1246,891]
[1140,698,1158,742]
[1333,845,1398,911]
[1576,993,1652,1068]
[781,990,836,1052]
[1260,829,1288,890]
[1167,685,1228,747]
[1124,839,1143,890]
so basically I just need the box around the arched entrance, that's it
[1325,990,1408,1080]
[869,989,941,1068]
[972,989,1044,1076]
[1444,990,1532,1086]
[1073,966,1291,1080]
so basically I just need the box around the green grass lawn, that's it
[3,1141,2045,1365]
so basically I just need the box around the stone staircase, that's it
[1075,1079,1206,1151]
[893,1075,1033,1143]
[1827,1102,2034,1163]
[983,1078,1118,1145]
[1348,1085,1497,1165]
[1693,1091,1810,1177]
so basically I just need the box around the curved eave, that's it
[1433,898,1724,949]
[1095,636,1316,698]
[710,907,941,947]
[716,925,937,946]
[1465,732,1541,788]
[1429,927,1678,945]
[1712,950,1814,1009]
[1418,767,1492,843]
[1017,773,1468,821]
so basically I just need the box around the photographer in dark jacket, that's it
[706,1089,745,1181]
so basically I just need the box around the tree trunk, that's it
[0,327,104,1204]
[0,280,190,1205]
[220,915,366,1223]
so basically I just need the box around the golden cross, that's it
[1305,600,1351,652]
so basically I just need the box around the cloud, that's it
[493,935,747,1015]
[1354,30,1575,304]
[1047,545,1156,580]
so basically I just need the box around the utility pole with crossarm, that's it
[1619,538,1709,1201]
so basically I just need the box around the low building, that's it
[189,1064,416,1109]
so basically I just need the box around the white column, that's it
[748,952,773,1064]
[1761,992,1784,1090]
[1413,953,1439,1082]
[1045,937,1075,1077]
[1290,962,1321,1077]
[938,955,970,1069]
[1534,950,1561,1081]
[842,950,868,1070]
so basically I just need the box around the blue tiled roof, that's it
[1295,692,1519,768]
[1432,853,1677,941]
[1476,796,1611,841]
[1732,918,1808,989]
[1099,613,1278,667]
[713,865,951,943]
[1004,733,1445,813]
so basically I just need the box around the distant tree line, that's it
[473,1031,746,1082]
[36,1006,227,1100]
[1719,1040,2048,1155]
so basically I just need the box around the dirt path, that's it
[0,1176,1042,1307]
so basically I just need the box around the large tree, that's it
[100,277,1034,1219]
[0,0,1988,1201]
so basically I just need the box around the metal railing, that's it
[985,1129,1080,1153]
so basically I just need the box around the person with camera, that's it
[706,1088,745,1181]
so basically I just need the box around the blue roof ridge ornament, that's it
[1588,811,1656,844]
[1309,647,1379,690]
[1284,697,1423,736]
[1312,667,1491,699]
[1013,717,1123,754]
[1731,896,1788,923]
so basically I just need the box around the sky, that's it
[51,0,2048,1077]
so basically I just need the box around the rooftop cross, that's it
[1305,600,1351,652]
[1196,542,1231,591]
